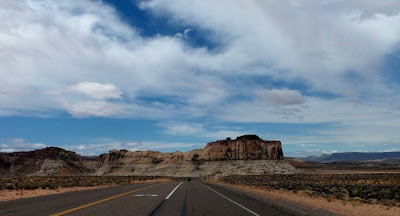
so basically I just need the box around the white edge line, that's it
[165,182,184,200]
[203,184,260,216]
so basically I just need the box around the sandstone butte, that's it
[0,135,285,177]
[100,135,283,166]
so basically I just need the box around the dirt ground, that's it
[0,178,170,202]
[211,180,400,216]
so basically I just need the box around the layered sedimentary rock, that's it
[0,135,288,177]
[99,135,283,167]
[96,135,287,176]
[203,135,283,161]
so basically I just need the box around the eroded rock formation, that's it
[0,147,97,177]
[203,135,283,161]
[99,135,283,167]
[1,135,287,177]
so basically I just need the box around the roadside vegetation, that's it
[220,173,400,207]
[0,176,174,191]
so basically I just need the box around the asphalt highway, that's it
[0,181,340,216]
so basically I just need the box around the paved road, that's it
[0,181,339,216]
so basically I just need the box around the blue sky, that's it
[1,0,400,156]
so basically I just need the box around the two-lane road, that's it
[0,181,339,216]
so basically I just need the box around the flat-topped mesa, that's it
[204,135,283,161]
[99,134,284,167]
[236,135,262,140]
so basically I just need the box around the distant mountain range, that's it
[302,152,400,163]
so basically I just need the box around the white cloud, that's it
[1,0,247,119]
[64,139,202,155]
[159,122,250,140]
[286,149,338,157]
[67,82,122,99]
[140,0,400,93]
[0,0,400,150]
[65,140,143,156]
[60,100,126,118]
[188,83,226,105]
[260,89,305,106]
[1,0,399,119]
[0,138,46,152]
[174,28,193,39]
[205,130,251,141]
[160,122,204,135]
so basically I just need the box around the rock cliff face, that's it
[1,135,288,177]
[96,135,288,176]
[99,135,283,167]
[203,135,283,161]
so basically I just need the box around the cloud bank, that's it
[1,0,400,154]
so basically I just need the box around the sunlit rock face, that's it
[100,135,284,167]
[203,135,283,161]
[96,135,287,177]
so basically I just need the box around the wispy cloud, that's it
[174,28,193,39]
[1,0,400,154]
[159,122,251,140]
[0,138,46,153]
[64,139,202,155]
[259,89,305,106]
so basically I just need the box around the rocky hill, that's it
[0,135,293,177]
[96,135,290,176]
[99,135,282,166]
[0,147,97,177]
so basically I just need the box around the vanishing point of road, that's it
[0,181,339,216]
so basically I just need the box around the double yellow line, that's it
[51,183,162,216]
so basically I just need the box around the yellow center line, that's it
[50,183,163,216]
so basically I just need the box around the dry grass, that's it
[0,176,171,201]
[0,185,114,202]
[0,176,171,191]
[210,179,400,216]
[220,173,400,207]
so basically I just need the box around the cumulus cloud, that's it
[0,138,46,152]
[2,0,400,119]
[0,0,225,117]
[67,82,123,99]
[60,100,126,118]
[1,0,400,151]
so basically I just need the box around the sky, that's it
[1,0,400,157]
